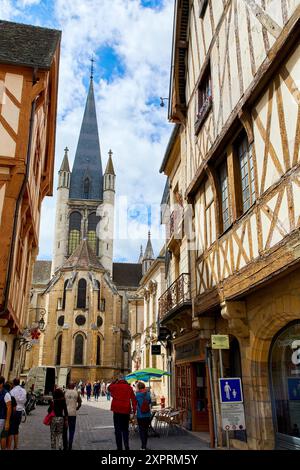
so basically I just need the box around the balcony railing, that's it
[158,273,191,321]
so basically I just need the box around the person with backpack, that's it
[108,377,137,451]
[0,376,12,450]
[135,382,152,450]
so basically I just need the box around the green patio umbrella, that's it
[125,367,171,383]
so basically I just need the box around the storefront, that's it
[174,333,212,434]
[269,320,300,450]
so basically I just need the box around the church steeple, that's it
[69,76,103,201]
[142,232,154,274]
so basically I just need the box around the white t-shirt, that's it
[65,389,80,416]
[10,386,27,411]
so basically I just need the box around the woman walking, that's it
[135,382,152,450]
[48,387,68,450]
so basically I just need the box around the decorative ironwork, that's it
[158,273,191,320]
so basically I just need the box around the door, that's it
[175,364,192,429]
[57,367,70,388]
[192,362,209,432]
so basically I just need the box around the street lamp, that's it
[28,307,46,332]
[160,97,169,107]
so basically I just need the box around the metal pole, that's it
[219,349,230,449]
[207,349,218,448]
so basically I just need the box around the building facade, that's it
[160,0,300,450]
[0,21,61,379]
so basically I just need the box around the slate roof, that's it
[62,239,105,271]
[113,263,143,288]
[32,260,52,285]
[0,20,61,69]
[69,79,103,201]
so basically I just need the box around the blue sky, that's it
[0,0,174,262]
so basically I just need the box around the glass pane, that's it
[270,322,300,439]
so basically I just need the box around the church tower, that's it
[52,67,116,275]
[142,231,154,274]
[52,147,70,272]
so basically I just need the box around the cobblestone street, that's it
[18,397,209,451]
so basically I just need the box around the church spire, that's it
[138,245,143,264]
[142,232,154,275]
[69,70,103,201]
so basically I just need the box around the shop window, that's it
[270,321,300,445]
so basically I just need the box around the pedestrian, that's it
[80,383,85,399]
[135,382,152,450]
[63,382,82,450]
[86,382,92,401]
[48,387,68,450]
[106,382,111,401]
[9,378,27,449]
[95,381,100,401]
[0,376,12,450]
[109,376,137,451]
[101,380,106,397]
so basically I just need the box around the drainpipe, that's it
[0,68,38,323]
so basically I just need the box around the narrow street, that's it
[18,397,210,451]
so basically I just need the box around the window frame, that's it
[195,64,212,134]
[234,131,256,215]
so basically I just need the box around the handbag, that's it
[43,410,55,426]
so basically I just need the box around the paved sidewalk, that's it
[18,397,210,450]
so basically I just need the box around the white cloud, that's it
[4,0,174,262]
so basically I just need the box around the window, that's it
[74,334,84,365]
[87,213,100,255]
[195,65,212,133]
[57,316,64,327]
[62,280,68,310]
[218,159,231,231]
[235,132,256,213]
[83,178,90,199]
[68,211,81,255]
[96,336,101,365]
[56,335,62,365]
[95,280,100,310]
[97,316,103,328]
[75,315,86,326]
[77,279,87,309]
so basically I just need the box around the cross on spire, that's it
[64,146,69,155]
[108,149,113,158]
[90,56,95,80]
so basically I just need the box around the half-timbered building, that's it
[160,0,300,450]
[0,21,61,379]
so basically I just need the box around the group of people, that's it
[78,380,111,401]
[109,377,152,451]
[0,376,27,450]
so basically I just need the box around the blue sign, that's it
[288,378,300,400]
[219,378,243,403]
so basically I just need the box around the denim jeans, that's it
[137,417,151,449]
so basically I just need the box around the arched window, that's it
[74,334,84,365]
[83,178,90,199]
[68,211,82,255]
[77,279,87,309]
[95,280,100,310]
[56,335,62,365]
[62,280,68,310]
[87,212,100,254]
[96,336,101,365]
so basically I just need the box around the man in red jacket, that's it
[108,378,137,451]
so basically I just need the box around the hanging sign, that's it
[211,334,230,349]
[151,344,161,355]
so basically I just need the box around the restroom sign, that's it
[219,378,243,403]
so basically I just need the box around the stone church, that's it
[24,72,155,383]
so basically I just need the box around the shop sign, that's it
[221,403,246,431]
[176,340,201,361]
[219,377,243,403]
[211,334,229,349]
[151,344,161,355]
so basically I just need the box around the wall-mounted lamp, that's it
[160,97,169,107]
